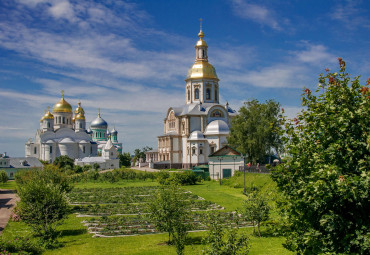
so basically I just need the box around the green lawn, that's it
[0,180,17,190]
[1,174,292,254]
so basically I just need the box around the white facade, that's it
[26,95,98,163]
[208,145,244,180]
[156,28,237,169]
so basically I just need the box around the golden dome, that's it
[43,110,54,120]
[53,96,72,113]
[196,39,208,47]
[186,61,218,80]
[75,113,85,120]
[74,101,85,115]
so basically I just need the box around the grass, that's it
[0,180,17,190]
[1,173,292,254]
[3,215,291,255]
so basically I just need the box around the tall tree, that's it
[228,99,282,163]
[149,185,189,254]
[16,165,71,244]
[272,59,370,254]
[119,152,132,167]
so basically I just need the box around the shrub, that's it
[0,170,8,183]
[16,167,71,244]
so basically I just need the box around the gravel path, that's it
[0,189,19,235]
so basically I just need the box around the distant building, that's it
[0,154,43,180]
[25,92,122,170]
[155,27,237,169]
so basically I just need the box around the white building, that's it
[25,92,121,170]
[156,27,237,169]
[208,145,244,180]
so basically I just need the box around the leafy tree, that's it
[243,191,270,237]
[53,155,74,170]
[149,185,189,254]
[119,152,131,167]
[228,99,282,163]
[133,146,153,163]
[92,163,100,170]
[271,59,370,254]
[202,211,250,255]
[0,170,8,183]
[16,166,71,244]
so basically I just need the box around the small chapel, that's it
[154,25,237,169]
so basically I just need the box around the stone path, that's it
[0,189,19,235]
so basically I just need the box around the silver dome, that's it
[188,131,205,140]
[204,120,229,135]
[91,116,108,128]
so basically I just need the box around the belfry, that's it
[154,23,237,168]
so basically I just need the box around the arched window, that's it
[34,147,37,154]
[50,146,52,154]
[83,146,85,153]
[215,89,218,101]
[48,122,50,128]
[195,88,199,99]
[211,110,224,117]
[188,90,190,101]
[206,88,211,100]
[79,123,82,128]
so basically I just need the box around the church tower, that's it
[185,21,219,104]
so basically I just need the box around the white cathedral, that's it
[154,27,237,168]
[25,93,122,169]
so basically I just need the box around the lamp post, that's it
[219,157,222,186]
[243,154,246,194]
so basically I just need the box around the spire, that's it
[198,18,204,39]
[61,90,64,99]
[98,108,101,117]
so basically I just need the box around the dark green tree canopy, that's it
[119,152,132,167]
[53,155,74,170]
[272,59,370,254]
[228,99,282,163]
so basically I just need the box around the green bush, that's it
[0,170,8,183]
[16,167,71,244]
[0,236,42,254]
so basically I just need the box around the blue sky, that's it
[0,0,369,156]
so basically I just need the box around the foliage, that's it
[119,152,132,167]
[271,59,370,254]
[228,99,282,163]
[202,211,250,255]
[157,170,201,185]
[149,185,189,254]
[16,167,71,244]
[69,168,157,183]
[0,170,8,183]
[0,235,42,254]
[53,155,74,170]
[243,190,270,237]
[133,146,152,163]
[92,163,100,170]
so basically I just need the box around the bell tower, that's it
[185,20,220,105]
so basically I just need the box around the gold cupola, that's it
[74,100,85,115]
[186,22,218,81]
[53,90,72,113]
[43,107,54,119]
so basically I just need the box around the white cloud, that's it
[231,0,282,31]
[48,1,76,22]
[330,1,370,30]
